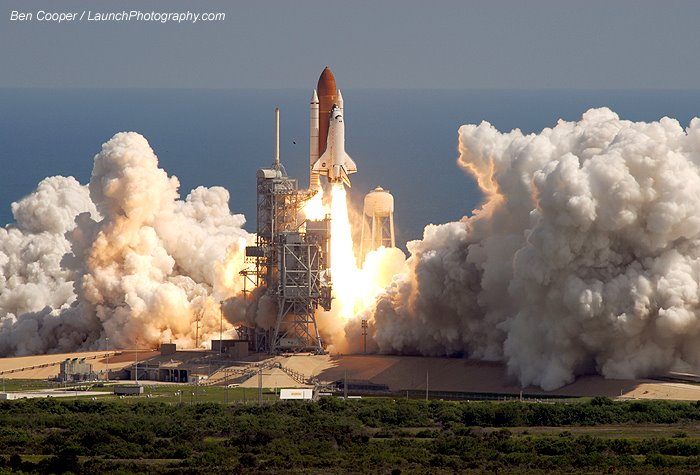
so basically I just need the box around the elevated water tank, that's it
[364,186,394,217]
[360,186,396,264]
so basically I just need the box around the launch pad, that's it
[236,67,397,355]
[239,109,332,354]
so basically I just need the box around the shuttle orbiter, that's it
[311,104,357,188]
[310,67,357,189]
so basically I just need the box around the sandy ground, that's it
[0,350,159,380]
[621,382,700,401]
[3,351,700,400]
[237,367,306,389]
[280,354,700,400]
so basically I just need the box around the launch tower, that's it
[240,67,356,354]
[244,109,332,354]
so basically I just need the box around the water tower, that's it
[360,186,396,263]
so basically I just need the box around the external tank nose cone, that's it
[317,67,337,97]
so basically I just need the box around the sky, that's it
[1,0,699,90]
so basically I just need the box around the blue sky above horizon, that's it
[2,0,699,90]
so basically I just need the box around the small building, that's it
[59,358,93,382]
[123,349,237,383]
[279,388,314,400]
[160,343,177,355]
[189,374,208,385]
[334,379,389,393]
[211,339,249,358]
[113,385,144,396]
[156,367,189,383]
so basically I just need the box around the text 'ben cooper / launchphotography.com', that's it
[9,10,226,24]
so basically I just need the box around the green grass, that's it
[102,384,280,404]
[0,379,55,392]
[3,380,284,404]
[506,424,700,439]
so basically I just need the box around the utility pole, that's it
[361,319,367,354]
[224,371,229,404]
[195,308,202,349]
[425,369,429,401]
[258,368,263,404]
[105,337,110,381]
[219,300,224,355]
[344,370,348,400]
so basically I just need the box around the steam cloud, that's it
[369,108,700,390]
[0,132,251,356]
[4,109,700,391]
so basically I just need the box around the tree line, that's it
[1,396,700,473]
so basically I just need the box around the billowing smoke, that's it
[0,132,252,356]
[369,108,700,390]
[7,109,700,391]
[0,176,100,354]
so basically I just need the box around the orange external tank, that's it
[316,67,338,156]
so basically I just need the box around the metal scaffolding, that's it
[242,108,332,354]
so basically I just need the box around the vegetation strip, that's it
[1,397,700,473]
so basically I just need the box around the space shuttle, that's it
[310,67,357,189]
[312,103,357,188]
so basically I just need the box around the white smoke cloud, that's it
[0,176,97,317]
[0,132,253,356]
[0,176,101,355]
[370,108,700,390]
[7,110,700,392]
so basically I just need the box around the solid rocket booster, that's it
[336,89,344,110]
[310,90,320,191]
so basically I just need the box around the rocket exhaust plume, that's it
[329,184,361,318]
[368,108,700,390]
[0,132,252,355]
[303,182,407,352]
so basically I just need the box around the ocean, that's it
[1,88,699,246]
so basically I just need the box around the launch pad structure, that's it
[237,67,390,355]
[240,108,332,354]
